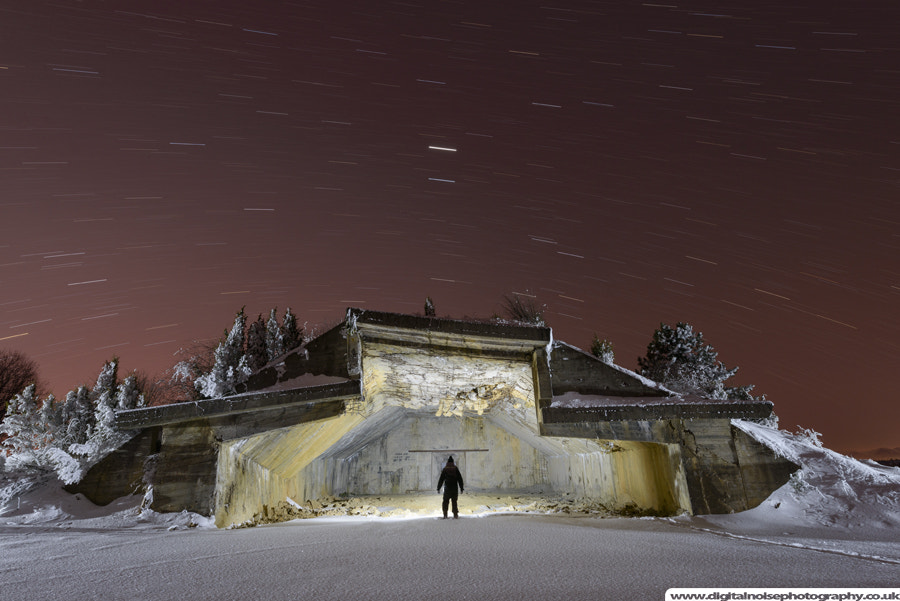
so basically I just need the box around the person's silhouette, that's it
[437,456,464,519]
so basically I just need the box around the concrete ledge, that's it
[350,308,551,344]
[541,419,680,444]
[115,381,361,429]
[543,400,774,423]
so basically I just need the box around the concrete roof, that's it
[113,307,773,429]
[115,381,359,429]
[545,392,775,421]
[349,308,551,343]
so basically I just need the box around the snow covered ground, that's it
[1,421,898,600]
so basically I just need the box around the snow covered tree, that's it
[0,384,42,455]
[70,362,144,467]
[92,359,119,434]
[1,360,150,484]
[167,340,217,403]
[115,374,145,411]
[194,309,250,398]
[281,307,302,353]
[0,385,78,480]
[265,308,284,362]
[64,386,93,446]
[424,296,436,317]
[245,314,268,372]
[181,306,305,399]
[39,393,62,433]
[637,322,762,401]
[590,335,615,364]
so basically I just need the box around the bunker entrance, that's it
[214,405,692,527]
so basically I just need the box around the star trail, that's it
[1,1,897,454]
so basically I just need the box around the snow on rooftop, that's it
[549,390,753,408]
[552,340,674,394]
[251,372,351,393]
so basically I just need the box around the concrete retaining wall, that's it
[212,406,695,527]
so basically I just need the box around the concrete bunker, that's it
[79,308,797,527]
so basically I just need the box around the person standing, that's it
[437,456,464,519]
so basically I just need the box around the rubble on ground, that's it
[234,493,627,527]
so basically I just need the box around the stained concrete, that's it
[210,333,695,527]
[78,308,797,526]
[213,407,694,527]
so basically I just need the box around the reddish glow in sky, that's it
[1,1,897,454]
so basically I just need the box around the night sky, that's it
[2,1,897,454]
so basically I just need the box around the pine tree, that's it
[281,307,302,353]
[39,393,62,433]
[65,386,93,445]
[1,360,148,484]
[590,334,615,364]
[424,296,436,317]
[0,385,67,474]
[637,322,762,400]
[194,309,249,398]
[245,314,268,372]
[115,374,145,411]
[265,307,284,361]
[92,359,119,432]
[70,361,138,465]
[0,384,40,455]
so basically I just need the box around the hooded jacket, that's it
[437,459,464,496]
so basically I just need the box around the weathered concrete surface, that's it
[116,382,359,429]
[151,422,219,514]
[66,428,160,505]
[211,336,695,527]
[216,413,367,527]
[242,323,352,391]
[731,424,800,510]
[549,342,668,397]
[83,308,797,525]
[543,401,775,423]
[541,417,681,444]
[214,407,694,527]
[150,396,351,518]
[359,340,537,419]
[541,417,798,514]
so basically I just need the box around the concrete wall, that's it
[549,342,667,397]
[66,428,160,505]
[541,416,798,514]
[359,340,538,421]
[545,439,691,514]
[313,410,548,495]
[151,421,219,514]
[242,323,351,391]
[732,424,800,509]
[213,409,549,527]
[214,412,366,527]
[212,406,694,526]
[88,314,794,525]
[209,338,709,526]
